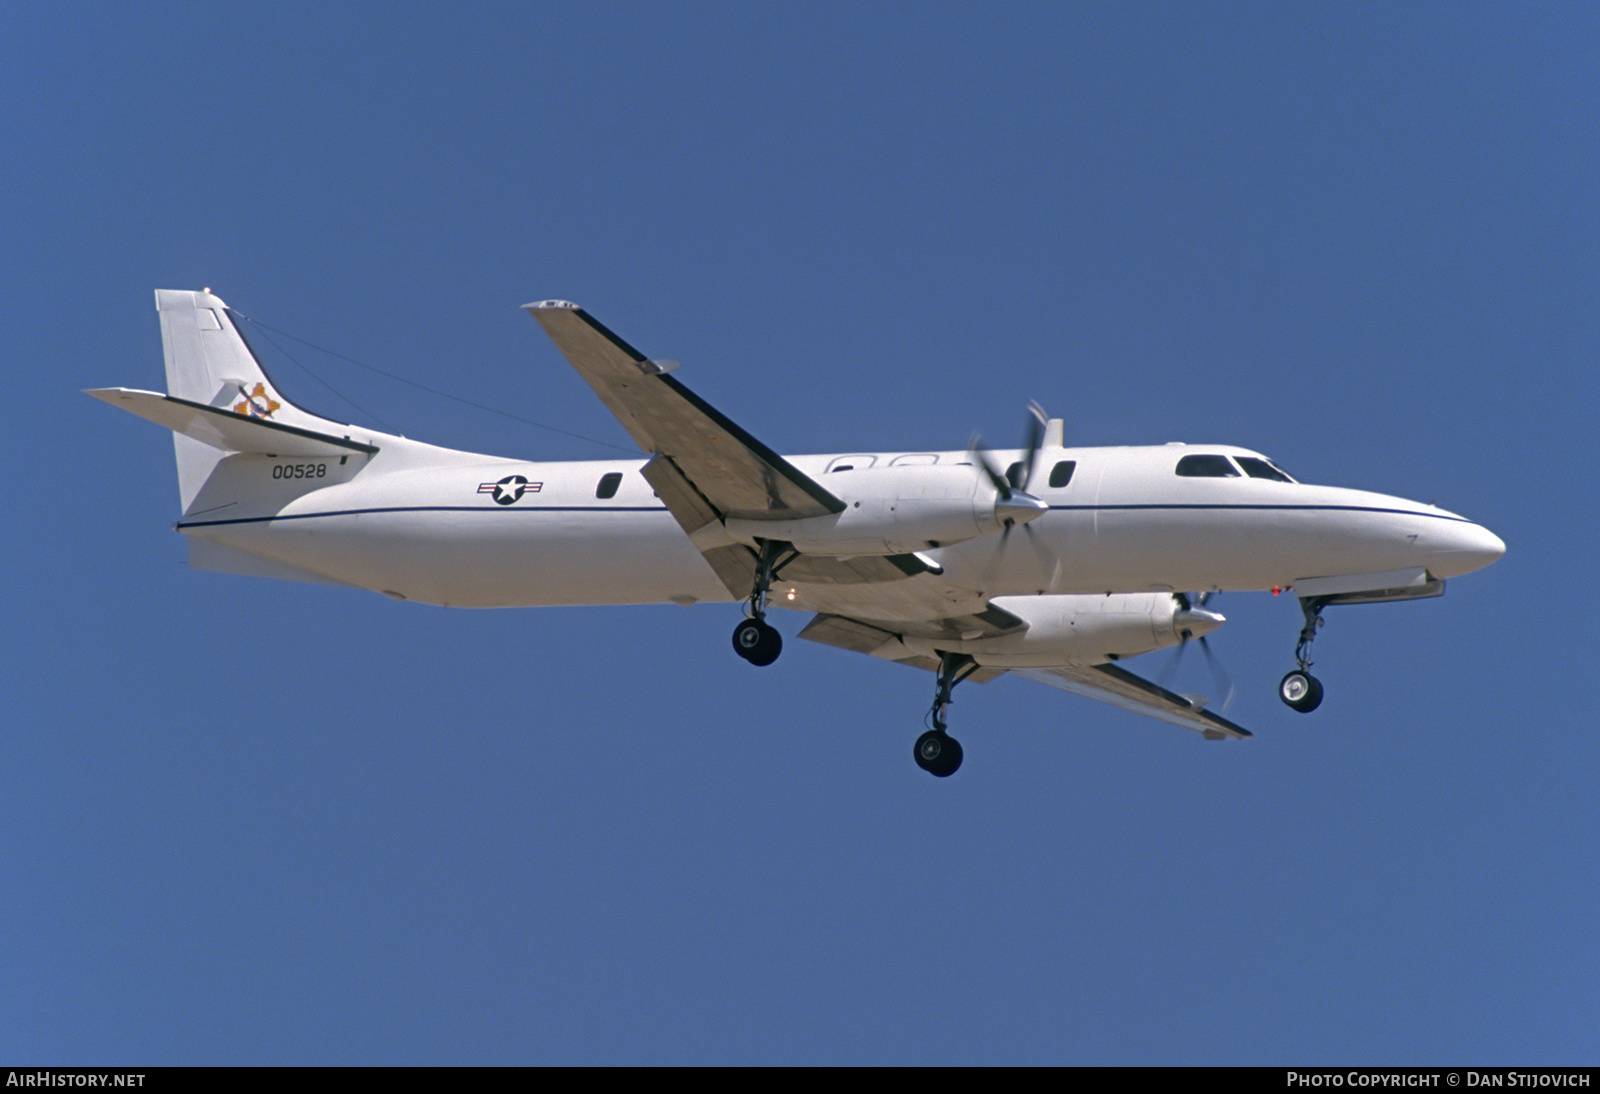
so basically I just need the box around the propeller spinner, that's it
[970,400,1051,530]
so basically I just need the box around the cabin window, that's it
[596,471,623,499]
[827,455,877,473]
[1174,454,1240,477]
[1236,456,1295,483]
[1005,459,1075,488]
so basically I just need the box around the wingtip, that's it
[523,299,580,312]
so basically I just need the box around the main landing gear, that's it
[915,653,979,777]
[1280,596,1329,713]
[731,540,794,668]
[732,617,781,666]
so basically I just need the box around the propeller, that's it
[971,402,1053,585]
[970,400,1050,523]
[1164,591,1236,710]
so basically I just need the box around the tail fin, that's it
[149,289,352,508]
[156,290,341,427]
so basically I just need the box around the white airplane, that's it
[90,289,1506,776]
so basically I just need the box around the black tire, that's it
[914,730,963,777]
[732,619,781,666]
[1279,670,1324,713]
[732,619,762,661]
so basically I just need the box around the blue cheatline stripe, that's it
[176,501,1469,531]
[1047,503,1473,522]
[177,504,671,529]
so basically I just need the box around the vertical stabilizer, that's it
[154,289,347,509]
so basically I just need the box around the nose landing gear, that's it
[915,652,979,777]
[1279,668,1324,713]
[1280,596,1329,713]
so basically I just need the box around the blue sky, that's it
[5,1,1596,1064]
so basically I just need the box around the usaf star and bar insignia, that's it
[478,475,543,505]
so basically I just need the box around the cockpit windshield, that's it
[1236,456,1296,482]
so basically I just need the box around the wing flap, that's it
[639,447,937,597]
[797,613,901,655]
[798,605,1026,648]
[797,614,1008,683]
[640,453,721,538]
[685,544,946,600]
[87,388,377,457]
[777,552,940,587]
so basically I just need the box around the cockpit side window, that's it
[1174,454,1241,477]
[596,471,624,499]
[1236,456,1295,483]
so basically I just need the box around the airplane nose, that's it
[1431,520,1506,577]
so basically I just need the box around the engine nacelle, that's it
[897,593,1225,667]
[724,464,1007,556]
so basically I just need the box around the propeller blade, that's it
[983,513,1058,590]
[982,521,1014,587]
[1163,592,1235,711]
[1020,401,1047,490]
[968,435,1014,501]
[1197,635,1237,711]
[970,412,1050,542]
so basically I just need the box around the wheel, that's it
[914,730,963,777]
[732,618,781,666]
[1279,670,1324,713]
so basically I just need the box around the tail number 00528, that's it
[272,463,328,480]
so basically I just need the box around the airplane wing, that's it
[1012,663,1252,741]
[799,612,1251,741]
[526,301,841,520]
[526,301,937,595]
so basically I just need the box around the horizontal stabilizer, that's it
[87,388,378,457]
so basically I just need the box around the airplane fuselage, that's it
[177,437,1503,615]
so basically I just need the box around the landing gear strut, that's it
[1280,596,1328,713]
[731,540,793,667]
[915,652,979,777]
